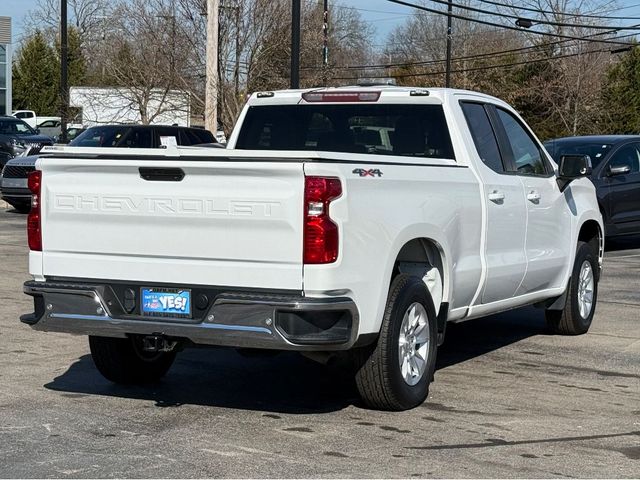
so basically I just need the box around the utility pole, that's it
[445,0,452,88]
[234,4,240,96]
[322,0,328,85]
[205,0,219,133]
[291,0,301,89]
[60,0,68,142]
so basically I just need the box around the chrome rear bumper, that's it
[22,280,360,351]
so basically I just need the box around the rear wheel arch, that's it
[392,238,447,316]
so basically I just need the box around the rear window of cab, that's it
[236,104,455,160]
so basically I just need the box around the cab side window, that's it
[460,102,505,173]
[495,108,548,176]
[609,143,640,174]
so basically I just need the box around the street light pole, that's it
[445,0,452,88]
[60,0,68,142]
[205,0,219,133]
[291,0,301,89]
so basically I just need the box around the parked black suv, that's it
[1,124,218,213]
[0,116,54,168]
[69,124,216,148]
[544,135,640,238]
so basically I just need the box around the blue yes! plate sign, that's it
[141,288,191,318]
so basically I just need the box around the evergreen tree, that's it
[55,27,87,88]
[12,31,58,115]
[600,45,640,134]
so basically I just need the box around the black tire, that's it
[545,241,599,335]
[89,335,176,384]
[353,274,438,411]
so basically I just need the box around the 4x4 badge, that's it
[353,168,383,177]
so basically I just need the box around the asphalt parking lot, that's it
[0,203,638,478]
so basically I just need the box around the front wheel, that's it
[353,274,438,411]
[545,241,599,335]
[89,335,177,384]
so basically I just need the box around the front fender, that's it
[565,177,605,269]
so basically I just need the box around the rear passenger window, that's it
[460,102,504,173]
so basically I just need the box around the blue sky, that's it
[0,0,407,46]
[3,0,640,47]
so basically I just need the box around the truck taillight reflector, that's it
[27,170,42,251]
[304,176,342,264]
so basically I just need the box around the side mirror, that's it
[557,154,592,191]
[35,128,41,134]
[608,164,631,176]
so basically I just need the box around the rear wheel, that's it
[89,335,176,384]
[353,274,438,411]
[545,241,599,335]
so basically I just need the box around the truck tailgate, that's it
[38,158,304,290]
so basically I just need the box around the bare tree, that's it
[24,0,113,41]
[89,0,195,124]
[382,0,624,137]
[23,0,376,132]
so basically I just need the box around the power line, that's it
[309,40,612,71]
[302,33,636,72]
[414,0,640,31]
[332,43,624,80]
[330,30,639,70]
[474,0,640,21]
[386,0,635,45]
[316,4,411,16]
[376,12,640,48]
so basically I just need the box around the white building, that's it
[69,86,191,127]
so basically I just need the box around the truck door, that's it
[460,102,527,304]
[492,107,571,294]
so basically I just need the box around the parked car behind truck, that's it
[544,135,640,238]
[1,124,216,213]
[0,116,54,169]
[21,87,603,410]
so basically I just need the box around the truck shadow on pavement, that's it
[44,307,547,413]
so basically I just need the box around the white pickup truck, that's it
[12,110,61,130]
[21,87,603,410]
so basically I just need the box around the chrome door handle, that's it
[488,191,505,203]
[527,191,541,203]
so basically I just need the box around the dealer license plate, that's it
[141,288,191,318]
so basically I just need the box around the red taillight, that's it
[301,91,380,103]
[27,170,42,251]
[304,176,342,264]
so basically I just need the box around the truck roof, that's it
[247,86,507,107]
